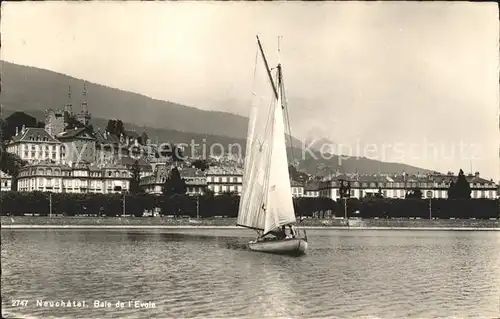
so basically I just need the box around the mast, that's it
[256,35,279,100]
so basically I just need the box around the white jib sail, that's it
[262,73,296,235]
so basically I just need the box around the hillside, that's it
[0,61,252,140]
[3,108,436,176]
[0,61,436,175]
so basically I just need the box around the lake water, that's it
[2,228,500,318]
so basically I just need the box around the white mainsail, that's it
[237,37,296,235]
[236,94,273,230]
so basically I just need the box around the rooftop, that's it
[206,166,244,175]
[56,127,95,140]
[322,172,496,186]
[10,127,60,144]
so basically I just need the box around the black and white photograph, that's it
[1,1,499,318]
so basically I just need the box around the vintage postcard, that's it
[1,1,499,318]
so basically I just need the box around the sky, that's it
[1,1,499,180]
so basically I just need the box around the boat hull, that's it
[248,238,308,256]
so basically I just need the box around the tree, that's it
[339,179,351,198]
[162,167,187,197]
[66,116,85,130]
[289,165,308,183]
[159,143,184,162]
[1,118,28,191]
[116,120,124,137]
[129,160,142,194]
[448,169,471,199]
[161,167,188,217]
[105,120,115,134]
[4,112,40,142]
[192,159,210,171]
[406,188,423,199]
[105,119,125,137]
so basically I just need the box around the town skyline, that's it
[1,1,498,180]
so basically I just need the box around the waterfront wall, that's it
[1,216,498,229]
[1,191,499,219]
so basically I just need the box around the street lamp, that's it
[427,190,433,220]
[49,192,53,218]
[196,194,200,219]
[122,193,126,217]
[339,179,351,224]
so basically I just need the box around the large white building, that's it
[140,165,206,196]
[206,167,243,195]
[318,172,498,201]
[291,180,304,197]
[6,126,65,164]
[4,86,159,194]
[17,160,131,194]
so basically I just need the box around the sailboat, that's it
[236,35,308,256]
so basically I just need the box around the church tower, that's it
[64,86,73,114]
[76,83,92,126]
[45,86,71,136]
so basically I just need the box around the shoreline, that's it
[1,216,499,231]
[2,225,499,231]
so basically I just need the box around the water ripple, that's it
[2,229,500,318]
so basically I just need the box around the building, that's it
[140,165,206,196]
[44,91,71,137]
[56,127,97,164]
[140,164,167,195]
[117,156,153,178]
[94,130,121,163]
[17,160,131,194]
[45,85,91,137]
[75,84,91,127]
[94,129,156,165]
[6,126,64,164]
[181,168,207,196]
[304,181,320,198]
[1,171,12,192]
[291,180,304,197]
[206,167,243,195]
[318,172,498,201]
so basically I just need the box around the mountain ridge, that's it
[0,61,436,176]
[3,108,436,177]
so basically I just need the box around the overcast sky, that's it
[1,1,499,180]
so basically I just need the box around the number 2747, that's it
[12,300,28,306]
